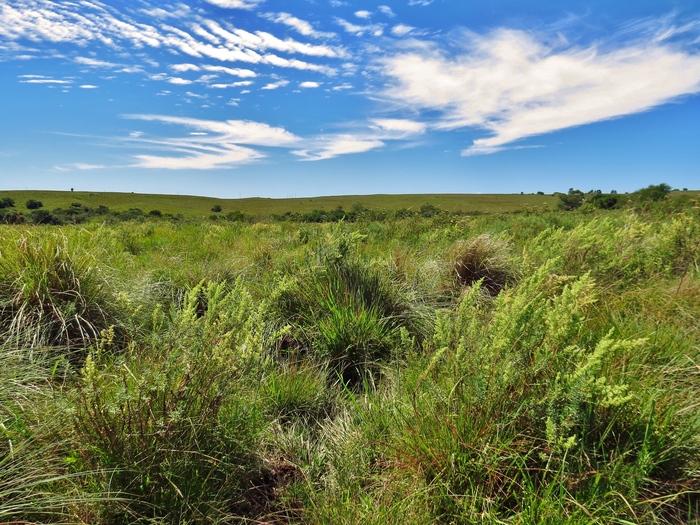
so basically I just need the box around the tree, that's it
[635,183,671,202]
[557,189,585,211]
[26,199,43,210]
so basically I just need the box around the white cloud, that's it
[371,118,426,136]
[209,80,254,88]
[408,0,433,6]
[167,77,193,85]
[75,57,119,68]
[262,79,289,89]
[391,24,415,37]
[378,6,395,17]
[293,136,384,161]
[20,78,73,84]
[262,12,336,39]
[79,84,99,89]
[202,0,264,9]
[379,29,700,155]
[299,81,321,88]
[336,18,384,37]
[202,65,257,77]
[171,63,201,72]
[123,114,301,169]
[355,11,371,19]
[0,1,340,77]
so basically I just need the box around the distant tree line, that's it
[556,183,677,211]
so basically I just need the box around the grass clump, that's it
[277,257,430,385]
[0,230,122,354]
[453,233,517,295]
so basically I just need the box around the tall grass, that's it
[0,230,123,354]
[0,203,698,523]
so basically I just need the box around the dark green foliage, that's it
[277,257,429,385]
[557,189,585,210]
[25,199,43,210]
[589,193,619,209]
[419,203,440,217]
[226,210,250,222]
[0,197,15,208]
[635,182,671,202]
[211,204,222,212]
[148,209,162,217]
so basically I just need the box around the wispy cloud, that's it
[0,1,341,77]
[293,136,384,161]
[202,0,264,9]
[75,57,120,68]
[379,28,700,155]
[391,24,415,37]
[123,114,301,169]
[293,117,425,160]
[262,12,336,39]
[335,18,384,37]
[262,79,289,89]
[299,81,321,88]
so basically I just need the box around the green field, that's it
[0,189,570,216]
[1,193,699,523]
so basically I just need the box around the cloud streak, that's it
[379,29,700,155]
[123,114,301,169]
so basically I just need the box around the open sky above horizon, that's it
[1,0,699,198]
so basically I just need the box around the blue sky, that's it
[1,0,699,198]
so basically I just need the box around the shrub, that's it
[557,189,585,210]
[25,199,43,210]
[0,197,14,208]
[635,182,671,202]
[148,209,162,217]
[74,280,271,521]
[211,204,222,212]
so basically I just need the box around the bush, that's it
[635,183,671,202]
[557,189,585,211]
[0,197,14,208]
[25,199,43,210]
[211,204,222,212]
[74,280,270,521]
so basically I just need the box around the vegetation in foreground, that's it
[0,191,699,523]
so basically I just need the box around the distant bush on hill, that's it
[0,197,15,208]
[26,199,43,209]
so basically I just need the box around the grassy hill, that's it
[0,190,565,217]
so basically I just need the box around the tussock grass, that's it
[0,203,698,523]
[0,230,122,354]
[452,233,517,294]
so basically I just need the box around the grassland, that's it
[0,191,699,524]
[0,189,572,216]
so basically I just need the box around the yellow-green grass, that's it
[0,190,563,217]
[2,189,697,218]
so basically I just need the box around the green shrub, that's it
[74,280,271,522]
[25,199,43,210]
